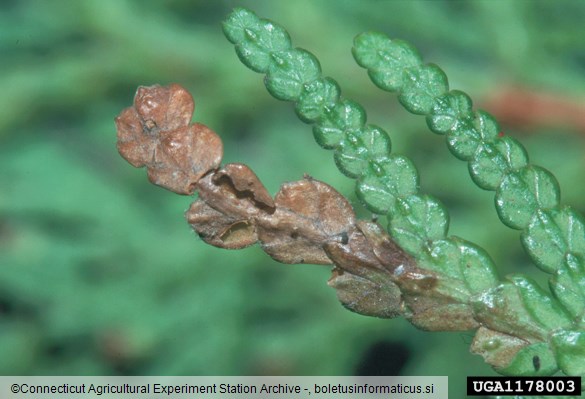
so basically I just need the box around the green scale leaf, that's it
[223,8,292,73]
[551,330,585,383]
[334,125,392,179]
[426,90,473,135]
[399,64,449,115]
[312,99,367,149]
[507,275,572,331]
[522,207,585,273]
[356,155,419,215]
[265,49,321,101]
[422,237,499,294]
[472,278,554,343]
[446,120,482,161]
[495,165,561,230]
[352,32,422,92]
[387,194,449,255]
[295,78,340,123]
[551,266,585,319]
[470,135,529,190]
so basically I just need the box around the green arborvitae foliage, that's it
[223,8,585,383]
[223,7,499,313]
[352,31,585,380]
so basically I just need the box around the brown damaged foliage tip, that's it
[115,84,480,331]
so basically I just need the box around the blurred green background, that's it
[2,1,584,397]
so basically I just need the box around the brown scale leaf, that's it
[471,326,528,370]
[116,107,156,168]
[354,221,416,273]
[328,269,403,318]
[134,83,194,132]
[324,224,387,276]
[257,178,355,265]
[115,84,223,195]
[196,163,274,219]
[186,162,273,249]
[324,225,403,318]
[213,163,275,211]
[150,123,223,194]
[408,303,478,331]
[186,200,258,249]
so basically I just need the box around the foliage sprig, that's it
[115,7,585,385]
[220,8,585,381]
[222,9,501,315]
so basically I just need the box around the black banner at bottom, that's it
[467,376,581,396]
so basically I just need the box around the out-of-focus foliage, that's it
[1,1,584,398]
